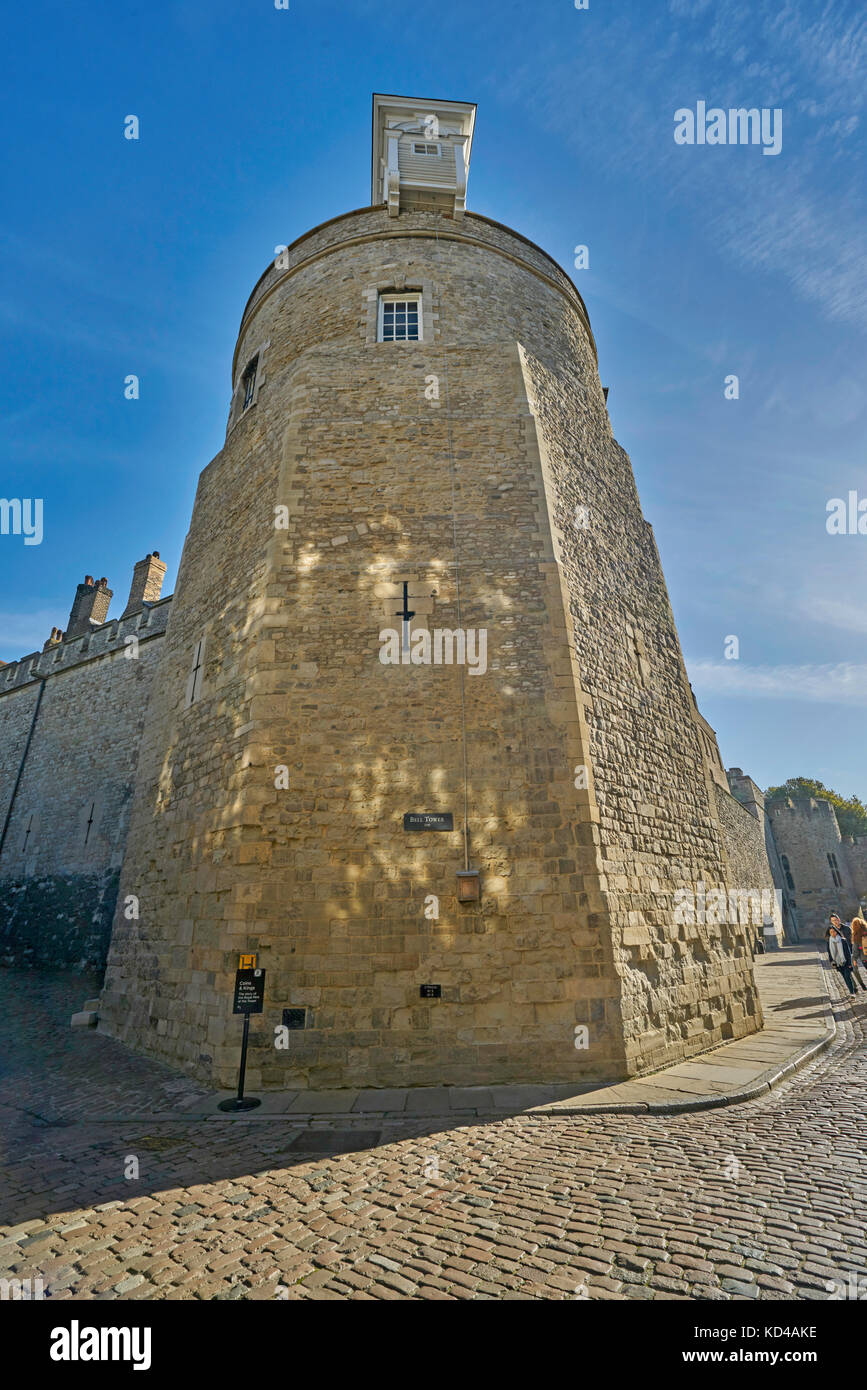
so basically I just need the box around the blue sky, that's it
[1,0,865,797]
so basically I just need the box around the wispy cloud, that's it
[797,596,867,636]
[501,0,867,329]
[0,609,60,661]
[688,658,867,704]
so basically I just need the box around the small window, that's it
[827,852,842,888]
[242,355,259,410]
[378,293,422,343]
[412,142,441,156]
[781,855,796,894]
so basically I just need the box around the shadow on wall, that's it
[0,871,119,973]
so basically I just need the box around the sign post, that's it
[218,965,266,1112]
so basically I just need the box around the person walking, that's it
[850,913,867,985]
[827,913,861,996]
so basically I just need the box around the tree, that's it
[765,777,867,840]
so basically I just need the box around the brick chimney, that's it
[122,551,167,618]
[42,626,65,652]
[66,576,113,639]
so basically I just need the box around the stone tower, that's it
[767,797,859,939]
[98,94,762,1090]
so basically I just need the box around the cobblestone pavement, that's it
[0,963,865,1301]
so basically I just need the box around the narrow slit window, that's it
[186,638,206,708]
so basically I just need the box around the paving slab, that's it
[404,1088,455,1113]
[489,1085,564,1108]
[662,1063,772,1084]
[286,1091,358,1115]
[351,1090,408,1113]
[447,1088,495,1110]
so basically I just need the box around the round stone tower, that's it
[99,94,762,1091]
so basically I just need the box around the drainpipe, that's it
[0,677,46,858]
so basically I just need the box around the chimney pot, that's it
[122,551,168,618]
[66,574,113,638]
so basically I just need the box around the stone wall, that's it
[714,785,782,946]
[767,798,859,939]
[99,206,761,1090]
[843,837,867,913]
[726,767,798,940]
[0,600,171,970]
[518,347,761,1076]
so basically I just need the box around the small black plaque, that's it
[232,968,266,1015]
[404,812,454,832]
[282,1008,307,1031]
[419,984,442,999]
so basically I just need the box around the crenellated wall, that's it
[0,597,172,970]
[767,797,859,939]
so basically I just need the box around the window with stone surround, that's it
[781,855,796,893]
[227,341,269,436]
[827,852,843,888]
[378,292,422,342]
[242,354,259,410]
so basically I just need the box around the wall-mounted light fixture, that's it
[456,869,480,902]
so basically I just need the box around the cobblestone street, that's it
[1,955,865,1302]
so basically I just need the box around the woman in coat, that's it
[827,913,859,995]
[850,914,867,981]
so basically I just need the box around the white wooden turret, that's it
[371,93,476,220]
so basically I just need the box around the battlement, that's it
[0,596,172,695]
[0,551,171,694]
[726,767,766,819]
[768,795,840,822]
[0,557,173,972]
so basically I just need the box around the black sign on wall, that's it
[232,968,266,1015]
[404,812,454,832]
[419,984,442,999]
